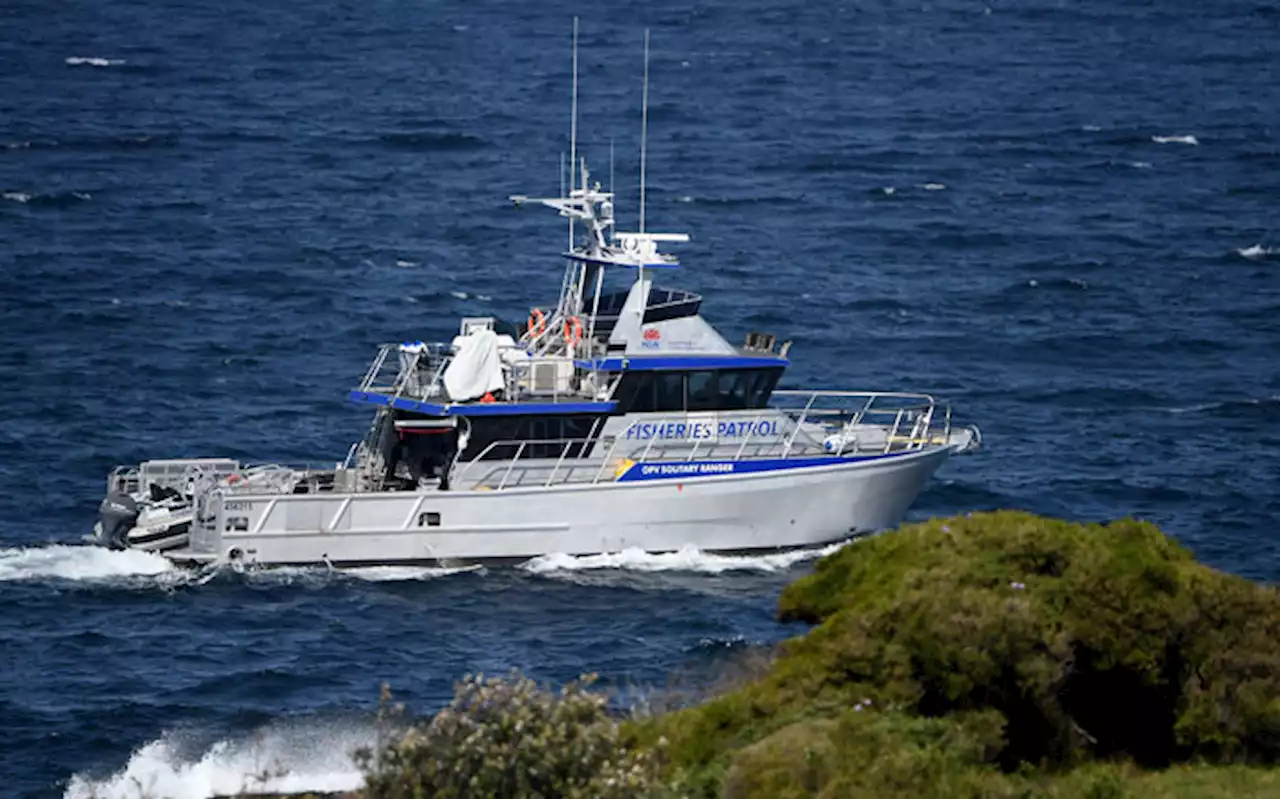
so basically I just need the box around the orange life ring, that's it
[563,316,583,346]
[527,307,546,338]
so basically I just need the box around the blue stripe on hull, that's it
[615,451,930,482]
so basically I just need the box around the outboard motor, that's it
[97,492,138,551]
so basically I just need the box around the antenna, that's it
[609,138,615,195]
[568,16,580,251]
[639,28,650,235]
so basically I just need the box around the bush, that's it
[640,511,1280,795]
[356,672,665,799]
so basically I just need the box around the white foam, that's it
[65,56,126,67]
[450,290,468,300]
[64,723,369,799]
[395,259,417,267]
[343,564,482,581]
[519,539,852,575]
[1130,161,1152,169]
[1152,134,1198,145]
[3,191,32,203]
[1238,244,1275,260]
[880,186,895,195]
[0,545,177,583]
[919,182,947,191]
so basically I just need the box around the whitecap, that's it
[1082,124,1102,132]
[1237,244,1275,260]
[64,722,369,799]
[394,259,417,267]
[518,539,852,575]
[3,191,31,203]
[1152,134,1198,145]
[1129,161,1152,169]
[880,187,895,195]
[920,182,947,191]
[0,545,177,583]
[476,294,492,302]
[65,56,126,67]
[450,290,468,300]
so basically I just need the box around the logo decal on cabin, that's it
[641,327,661,349]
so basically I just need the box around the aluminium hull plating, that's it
[174,447,952,567]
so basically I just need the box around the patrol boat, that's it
[94,31,981,567]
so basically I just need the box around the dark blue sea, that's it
[2,0,1278,795]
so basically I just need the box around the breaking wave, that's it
[519,539,853,575]
[1237,244,1276,260]
[64,721,369,799]
[1152,134,1199,145]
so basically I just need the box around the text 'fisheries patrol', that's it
[624,419,781,440]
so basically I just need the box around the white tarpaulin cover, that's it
[443,329,506,402]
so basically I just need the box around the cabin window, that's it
[720,371,751,410]
[686,371,718,411]
[614,367,784,413]
[653,372,684,412]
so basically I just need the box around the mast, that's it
[637,28,651,293]
[556,16,583,327]
[568,16,579,254]
[639,28,650,236]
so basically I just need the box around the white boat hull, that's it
[174,447,950,567]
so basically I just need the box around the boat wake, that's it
[0,545,181,585]
[519,539,853,575]
[64,721,369,799]
[0,545,482,589]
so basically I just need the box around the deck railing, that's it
[447,390,956,491]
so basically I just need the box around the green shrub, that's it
[645,511,1280,794]
[357,672,665,799]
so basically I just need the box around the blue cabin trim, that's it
[575,355,789,372]
[347,391,617,416]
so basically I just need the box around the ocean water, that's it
[2,0,1279,795]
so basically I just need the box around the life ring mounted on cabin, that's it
[527,307,547,339]
[563,316,583,347]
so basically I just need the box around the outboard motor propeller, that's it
[97,492,138,551]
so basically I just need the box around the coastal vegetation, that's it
[242,511,1280,798]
